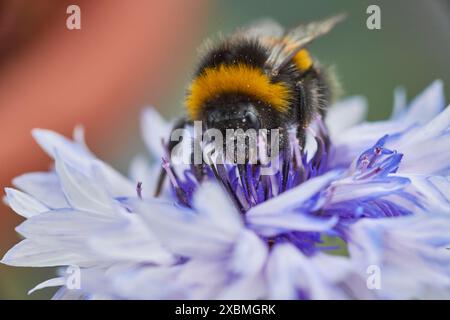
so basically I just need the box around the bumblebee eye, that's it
[244,111,260,130]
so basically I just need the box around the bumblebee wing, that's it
[285,13,346,47]
[236,18,285,39]
[267,14,346,73]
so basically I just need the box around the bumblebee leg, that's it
[294,80,308,147]
[295,67,331,148]
[154,116,193,197]
[154,168,167,197]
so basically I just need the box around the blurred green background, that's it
[0,0,449,299]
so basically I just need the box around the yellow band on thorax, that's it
[186,64,291,120]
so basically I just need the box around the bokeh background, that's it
[0,0,449,299]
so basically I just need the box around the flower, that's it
[347,213,450,299]
[2,81,450,299]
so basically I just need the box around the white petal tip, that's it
[4,187,13,196]
[31,128,48,139]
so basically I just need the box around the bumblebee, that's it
[155,14,345,196]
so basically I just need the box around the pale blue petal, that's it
[104,265,183,299]
[398,135,450,175]
[12,171,68,208]
[32,129,92,170]
[331,81,446,168]
[390,87,407,119]
[4,188,49,218]
[87,215,175,265]
[28,277,66,295]
[326,96,367,139]
[403,80,445,126]
[217,231,268,299]
[192,182,243,235]
[329,177,410,203]
[141,107,173,159]
[405,175,450,212]
[247,212,338,236]
[1,239,91,267]
[33,129,135,197]
[348,214,450,299]
[131,198,240,258]
[400,103,450,144]
[228,231,268,276]
[266,244,349,299]
[54,152,115,214]
[15,210,116,241]
[247,170,340,216]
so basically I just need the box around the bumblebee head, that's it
[205,99,261,132]
[185,40,294,132]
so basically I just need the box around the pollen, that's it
[293,49,313,72]
[262,37,313,72]
[185,64,291,120]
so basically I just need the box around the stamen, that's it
[289,133,302,168]
[162,157,179,189]
[136,182,143,199]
